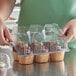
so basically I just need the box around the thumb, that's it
[66,28,74,42]
[0,28,9,45]
[62,24,70,35]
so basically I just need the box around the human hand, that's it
[61,19,76,42]
[0,18,12,45]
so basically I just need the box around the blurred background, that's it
[5,0,21,41]
[6,0,20,22]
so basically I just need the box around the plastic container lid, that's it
[44,24,69,53]
[29,25,43,33]
[13,24,70,56]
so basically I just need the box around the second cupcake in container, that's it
[32,41,49,63]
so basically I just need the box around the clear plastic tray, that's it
[29,25,43,33]
[12,24,69,56]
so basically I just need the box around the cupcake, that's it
[50,52,65,62]
[35,53,49,63]
[34,42,49,63]
[43,41,65,62]
[49,42,65,62]
[18,43,34,65]
[19,54,34,65]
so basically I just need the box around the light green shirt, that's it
[18,0,76,48]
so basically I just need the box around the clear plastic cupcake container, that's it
[44,23,69,53]
[28,25,49,63]
[28,33,49,63]
[12,26,34,64]
[13,34,34,64]
[44,24,69,61]
[13,24,69,63]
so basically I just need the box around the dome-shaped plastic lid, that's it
[29,25,43,33]
[44,23,69,53]
[17,26,29,33]
[15,33,29,43]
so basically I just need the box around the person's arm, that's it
[0,0,16,20]
[0,0,16,45]
[0,18,12,45]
